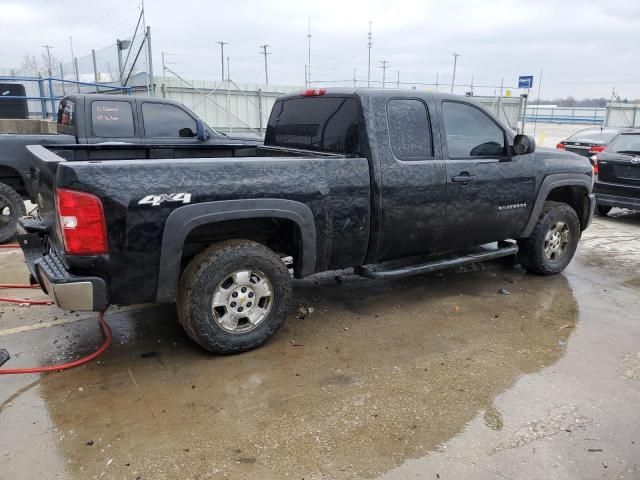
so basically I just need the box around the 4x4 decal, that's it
[138,193,192,207]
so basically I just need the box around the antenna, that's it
[379,60,389,88]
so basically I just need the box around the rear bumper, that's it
[594,179,640,210]
[17,220,107,311]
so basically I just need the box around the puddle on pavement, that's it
[1,260,578,479]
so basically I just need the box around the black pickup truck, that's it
[19,88,595,354]
[0,93,257,242]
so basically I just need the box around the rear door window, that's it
[265,96,361,154]
[442,101,505,157]
[141,102,197,138]
[91,100,135,138]
[387,99,433,160]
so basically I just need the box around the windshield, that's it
[567,128,618,144]
[607,133,640,153]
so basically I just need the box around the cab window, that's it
[387,99,433,160]
[91,100,135,138]
[443,101,505,157]
[142,102,197,138]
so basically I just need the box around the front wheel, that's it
[0,183,27,244]
[517,202,581,275]
[177,240,292,354]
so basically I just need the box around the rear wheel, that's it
[596,204,612,216]
[517,202,580,275]
[0,183,27,244]
[177,240,291,354]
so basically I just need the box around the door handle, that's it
[451,173,477,183]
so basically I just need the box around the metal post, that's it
[226,56,230,81]
[48,77,55,118]
[59,62,66,95]
[92,49,100,92]
[367,21,372,88]
[451,52,461,93]
[497,77,504,122]
[397,70,400,88]
[257,88,263,136]
[435,73,439,92]
[353,68,357,88]
[217,41,228,82]
[146,26,154,96]
[74,57,80,93]
[37,79,47,119]
[260,44,270,85]
[117,41,124,85]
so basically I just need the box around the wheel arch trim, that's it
[156,198,317,303]
[521,173,593,238]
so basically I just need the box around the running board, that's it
[356,244,519,280]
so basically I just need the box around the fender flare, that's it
[520,173,592,238]
[155,198,317,303]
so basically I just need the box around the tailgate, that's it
[598,153,640,186]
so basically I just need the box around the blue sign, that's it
[518,76,534,89]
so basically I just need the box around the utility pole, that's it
[451,52,461,93]
[42,44,54,77]
[260,44,270,85]
[226,56,230,81]
[396,70,400,88]
[379,60,388,88]
[435,73,439,92]
[217,41,229,82]
[306,18,312,87]
[367,21,372,88]
[353,68,357,88]
[146,26,154,96]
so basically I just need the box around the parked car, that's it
[556,127,625,158]
[592,129,640,215]
[18,88,595,354]
[0,94,259,242]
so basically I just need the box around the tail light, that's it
[589,145,606,153]
[590,155,599,175]
[556,143,566,150]
[55,188,108,255]
[301,88,326,97]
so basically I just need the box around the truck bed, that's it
[27,143,372,306]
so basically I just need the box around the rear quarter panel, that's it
[55,156,371,304]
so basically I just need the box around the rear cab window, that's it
[57,98,75,135]
[91,100,135,138]
[567,128,618,144]
[265,95,362,154]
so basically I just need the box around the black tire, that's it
[0,182,27,244]
[517,201,580,276]
[177,239,292,354]
[596,204,612,216]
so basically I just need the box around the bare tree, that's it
[19,50,61,77]
[20,53,42,75]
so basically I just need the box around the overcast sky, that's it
[1,0,639,99]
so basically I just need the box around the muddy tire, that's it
[0,183,27,244]
[177,240,291,354]
[517,201,580,276]
[596,204,612,216]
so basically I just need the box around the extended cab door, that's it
[438,99,536,248]
[82,97,141,144]
[373,94,448,261]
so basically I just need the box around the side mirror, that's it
[513,134,535,155]
[195,119,210,141]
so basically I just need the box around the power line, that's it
[379,60,389,88]
[260,44,270,85]
[217,41,229,82]
[451,52,462,93]
[367,21,373,88]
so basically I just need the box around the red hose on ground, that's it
[0,283,53,305]
[0,244,20,249]
[0,311,112,375]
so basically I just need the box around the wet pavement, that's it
[1,211,639,480]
